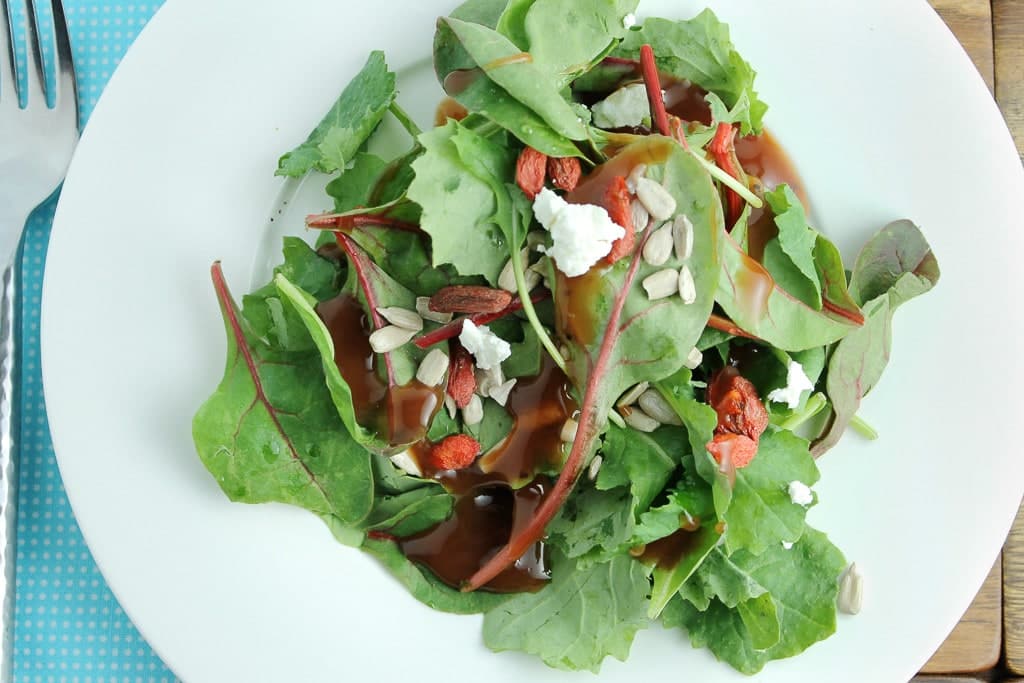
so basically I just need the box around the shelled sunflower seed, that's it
[643,269,678,300]
[678,265,696,304]
[626,164,647,193]
[390,450,422,477]
[416,296,452,324]
[617,381,649,408]
[587,454,603,481]
[416,348,449,387]
[463,394,484,425]
[623,407,659,432]
[684,346,703,370]
[377,306,423,331]
[560,418,579,443]
[673,214,694,261]
[369,325,418,353]
[638,389,682,426]
[642,223,673,266]
[631,200,650,233]
[635,177,677,220]
[838,563,864,615]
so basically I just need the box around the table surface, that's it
[913,1,1024,681]
[8,1,1023,682]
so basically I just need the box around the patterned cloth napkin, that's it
[14,1,172,680]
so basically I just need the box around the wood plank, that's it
[928,0,995,92]
[1005,499,1024,674]
[993,0,1024,156]
[912,678,985,682]
[920,557,1001,674]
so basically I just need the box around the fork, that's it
[0,0,78,678]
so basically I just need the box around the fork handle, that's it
[0,261,19,683]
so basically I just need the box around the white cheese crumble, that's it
[622,12,636,29]
[788,480,814,506]
[531,188,625,277]
[782,541,794,550]
[592,83,651,129]
[767,360,815,409]
[458,320,511,371]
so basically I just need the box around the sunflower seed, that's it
[838,563,864,615]
[626,164,648,193]
[642,223,674,266]
[463,394,484,426]
[489,379,517,406]
[376,306,423,331]
[607,410,626,428]
[527,230,547,251]
[389,450,422,477]
[636,177,677,221]
[444,394,458,419]
[638,389,683,425]
[617,381,649,408]
[623,407,660,432]
[587,455,604,481]
[631,200,650,233]
[684,346,703,370]
[642,269,678,300]
[416,348,449,387]
[560,418,579,443]
[475,363,505,397]
[498,247,532,293]
[369,325,417,353]
[416,296,453,324]
[678,265,696,304]
[672,214,694,261]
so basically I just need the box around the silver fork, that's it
[0,0,78,678]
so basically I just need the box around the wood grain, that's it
[912,678,986,682]
[1005,500,1024,673]
[929,0,995,92]
[919,557,1002,674]
[993,0,1024,156]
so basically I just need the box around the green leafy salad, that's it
[192,0,940,674]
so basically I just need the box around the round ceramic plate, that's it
[42,0,1024,681]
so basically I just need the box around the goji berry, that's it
[446,342,477,409]
[707,366,768,442]
[515,146,548,200]
[706,432,759,470]
[429,434,481,471]
[547,156,582,192]
[603,175,635,264]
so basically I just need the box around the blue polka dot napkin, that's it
[12,1,173,681]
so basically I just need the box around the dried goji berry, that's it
[547,156,582,192]
[706,366,768,442]
[706,432,759,470]
[515,146,548,200]
[429,434,481,471]
[446,342,477,409]
[603,175,635,264]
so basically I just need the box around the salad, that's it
[192,1,940,674]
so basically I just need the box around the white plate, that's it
[41,1,1024,681]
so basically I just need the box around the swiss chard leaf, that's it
[193,265,374,526]
[723,428,819,555]
[482,553,650,673]
[613,11,767,135]
[812,220,939,455]
[365,486,454,538]
[663,528,845,675]
[717,230,860,351]
[764,185,822,309]
[362,537,512,615]
[277,51,396,177]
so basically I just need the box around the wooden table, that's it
[911,2,1022,680]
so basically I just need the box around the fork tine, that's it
[49,0,75,118]
[0,0,17,105]
[23,0,45,106]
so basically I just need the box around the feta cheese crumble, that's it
[767,360,815,409]
[531,188,625,277]
[592,83,651,129]
[622,12,636,29]
[458,320,511,370]
[788,480,814,506]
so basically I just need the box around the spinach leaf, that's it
[596,423,678,514]
[407,121,512,284]
[812,220,939,455]
[648,525,720,618]
[663,528,845,674]
[193,264,374,526]
[365,487,454,538]
[547,485,635,565]
[632,455,713,545]
[464,137,721,590]
[441,17,588,141]
[613,11,767,135]
[502,321,543,378]
[277,51,396,177]
[346,226,466,297]
[724,428,819,555]
[678,546,770,611]
[325,152,390,212]
[482,553,650,672]
[522,0,637,82]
